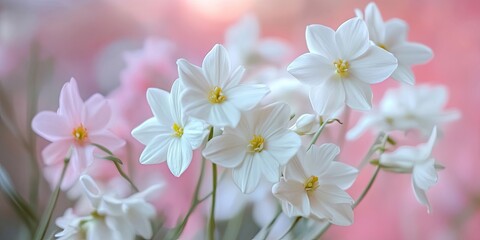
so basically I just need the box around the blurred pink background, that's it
[0,0,479,239]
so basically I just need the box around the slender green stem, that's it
[353,166,381,209]
[113,161,139,192]
[307,119,329,150]
[279,216,301,239]
[34,155,70,240]
[209,163,217,240]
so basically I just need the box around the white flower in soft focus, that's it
[56,175,162,240]
[380,127,441,212]
[178,44,270,127]
[225,14,291,67]
[347,84,460,140]
[272,144,358,226]
[356,2,433,85]
[203,103,301,193]
[288,17,397,115]
[131,79,209,177]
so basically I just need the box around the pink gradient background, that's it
[0,0,479,239]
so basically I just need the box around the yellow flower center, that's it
[377,43,388,51]
[172,123,184,138]
[304,175,319,192]
[208,86,227,104]
[90,210,105,220]
[248,135,265,153]
[334,59,350,77]
[72,125,88,142]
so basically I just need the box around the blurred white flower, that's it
[132,79,208,177]
[288,17,397,115]
[290,113,321,135]
[225,14,291,68]
[356,2,433,85]
[347,84,460,140]
[380,127,441,212]
[272,144,358,226]
[178,44,270,127]
[203,103,301,193]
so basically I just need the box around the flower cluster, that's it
[21,2,458,240]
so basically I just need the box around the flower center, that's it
[304,175,319,192]
[72,125,88,142]
[334,59,350,77]
[208,86,227,104]
[248,135,265,153]
[90,210,105,220]
[172,123,184,138]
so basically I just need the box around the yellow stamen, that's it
[72,125,88,142]
[377,43,388,51]
[248,135,265,153]
[91,210,105,220]
[208,86,226,104]
[304,175,319,192]
[172,123,184,138]
[334,59,350,77]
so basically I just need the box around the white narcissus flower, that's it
[55,175,162,240]
[203,103,301,193]
[356,2,433,85]
[288,17,397,115]
[380,127,441,212]
[131,79,208,177]
[225,14,291,67]
[272,144,358,226]
[347,84,460,140]
[178,44,270,127]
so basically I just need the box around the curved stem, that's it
[353,166,381,209]
[113,161,139,192]
[209,163,217,240]
[34,154,70,240]
[307,120,329,150]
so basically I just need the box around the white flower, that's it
[178,44,270,127]
[55,175,162,240]
[347,84,460,140]
[272,144,358,225]
[288,17,397,114]
[290,113,321,135]
[131,79,208,177]
[356,2,433,85]
[380,127,441,212]
[225,14,291,67]
[203,103,301,193]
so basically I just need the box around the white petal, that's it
[335,18,370,59]
[264,131,301,165]
[284,151,308,183]
[305,144,339,177]
[167,138,193,177]
[177,59,210,92]
[203,44,231,87]
[310,189,354,226]
[183,119,208,149]
[343,79,373,111]
[413,158,438,191]
[390,42,433,65]
[169,79,184,124]
[224,66,245,89]
[258,103,291,138]
[146,88,173,126]
[272,179,310,217]
[225,84,270,111]
[232,155,261,193]
[305,24,338,59]
[320,162,358,189]
[203,133,247,168]
[380,146,418,172]
[349,46,397,84]
[131,117,170,145]
[139,135,171,164]
[88,218,120,240]
[79,175,101,208]
[412,177,432,213]
[346,115,379,140]
[384,19,408,47]
[419,126,437,160]
[364,2,385,43]
[309,80,345,116]
[257,151,281,182]
[287,53,335,86]
[181,88,211,121]
[125,205,154,238]
[209,102,241,127]
[391,64,415,85]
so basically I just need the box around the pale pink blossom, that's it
[32,78,125,189]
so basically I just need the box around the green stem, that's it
[209,163,217,240]
[307,119,329,150]
[280,216,301,239]
[113,161,139,192]
[34,155,70,240]
[353,166,381,209]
